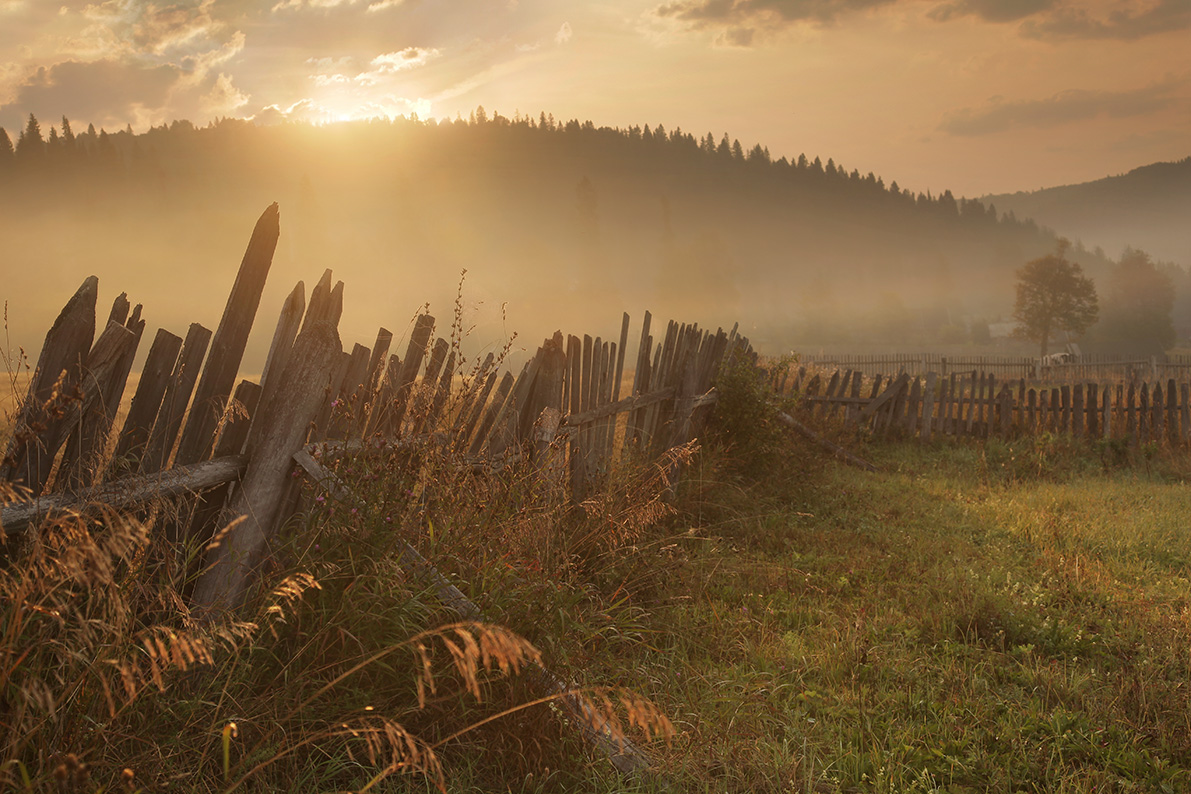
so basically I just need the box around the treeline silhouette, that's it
[1,109,1038,233]
[1,108,1178,358]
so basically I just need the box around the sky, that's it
[0,0,1188,197]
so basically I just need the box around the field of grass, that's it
[601,423,1191,792]
[5,364,1191,792]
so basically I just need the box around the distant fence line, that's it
[798,352,1191,383]
[782,364,1191,447]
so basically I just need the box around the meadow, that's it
[4,361,1191,793]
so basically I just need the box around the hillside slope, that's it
[985,157,1191,267]
[0,114,1116,361]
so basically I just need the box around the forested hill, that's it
[986,158,1191,268]
[0,112,1118,361]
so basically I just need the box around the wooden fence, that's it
[799,352,1191,383]
[0,204,750,616]
[784,364,1191,446]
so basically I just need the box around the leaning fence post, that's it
[175,204,280,466]
[0,276,98,495]
[192,321,341,617]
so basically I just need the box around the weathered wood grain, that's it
[193,320,341,616]
[176,204,280,466]
[183,379,262,547]
[58,320,139,490]
[111,327,183,473]
[1,276,98,493]
[142,323,211,474]
[2,455,247,536]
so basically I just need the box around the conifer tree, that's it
[61,116,76,149]
[0,127,12,169]
[717,133,731,158]
[15,113,45,162]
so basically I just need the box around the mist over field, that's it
[2,113,1188,372]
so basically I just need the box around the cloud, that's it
[252,97,324,124]
[1020,1,1191,40]
[655,0,1191,43]
[554,21,572,44]
[306,55,356,71]
[272,0,363,11]
[654,0,900,38]
[940,79,1186,136]
[0,58,181,128]
[180,30,245,78]
[714,25,755,46]
[928,0,1054,24]
[365,0,404,11]
[369,47,440,73]
[250,93,429,124]
[202,71,249,114]
[129,0,226,55]
[312,46,439,86]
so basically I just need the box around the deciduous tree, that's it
[1094,248,1175,354]
[1013,238,1098,358]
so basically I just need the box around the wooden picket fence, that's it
[0,204,750,616]
[800,352,1191,383]
[784,364,1191,446]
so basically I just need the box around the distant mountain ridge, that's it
[985,157,1191,267]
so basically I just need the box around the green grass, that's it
[585,433,1191,792]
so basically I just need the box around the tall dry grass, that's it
[0,301,678,790]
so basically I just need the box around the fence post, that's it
[176,204,280,466]
[193,321,341,617]
[920,372,937,441]
[0,276,98,495]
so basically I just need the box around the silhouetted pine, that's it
[15,114,44,165]
[0,128,12,171]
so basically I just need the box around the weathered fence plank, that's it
[142,323,212,474]
[111,328,184,474]
[2,455,247,537]
[175,204,280,467]
[58,320,139,491]
[1,276,98,495]
[193,320,341,616]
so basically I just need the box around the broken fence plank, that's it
[776,411,879,473]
